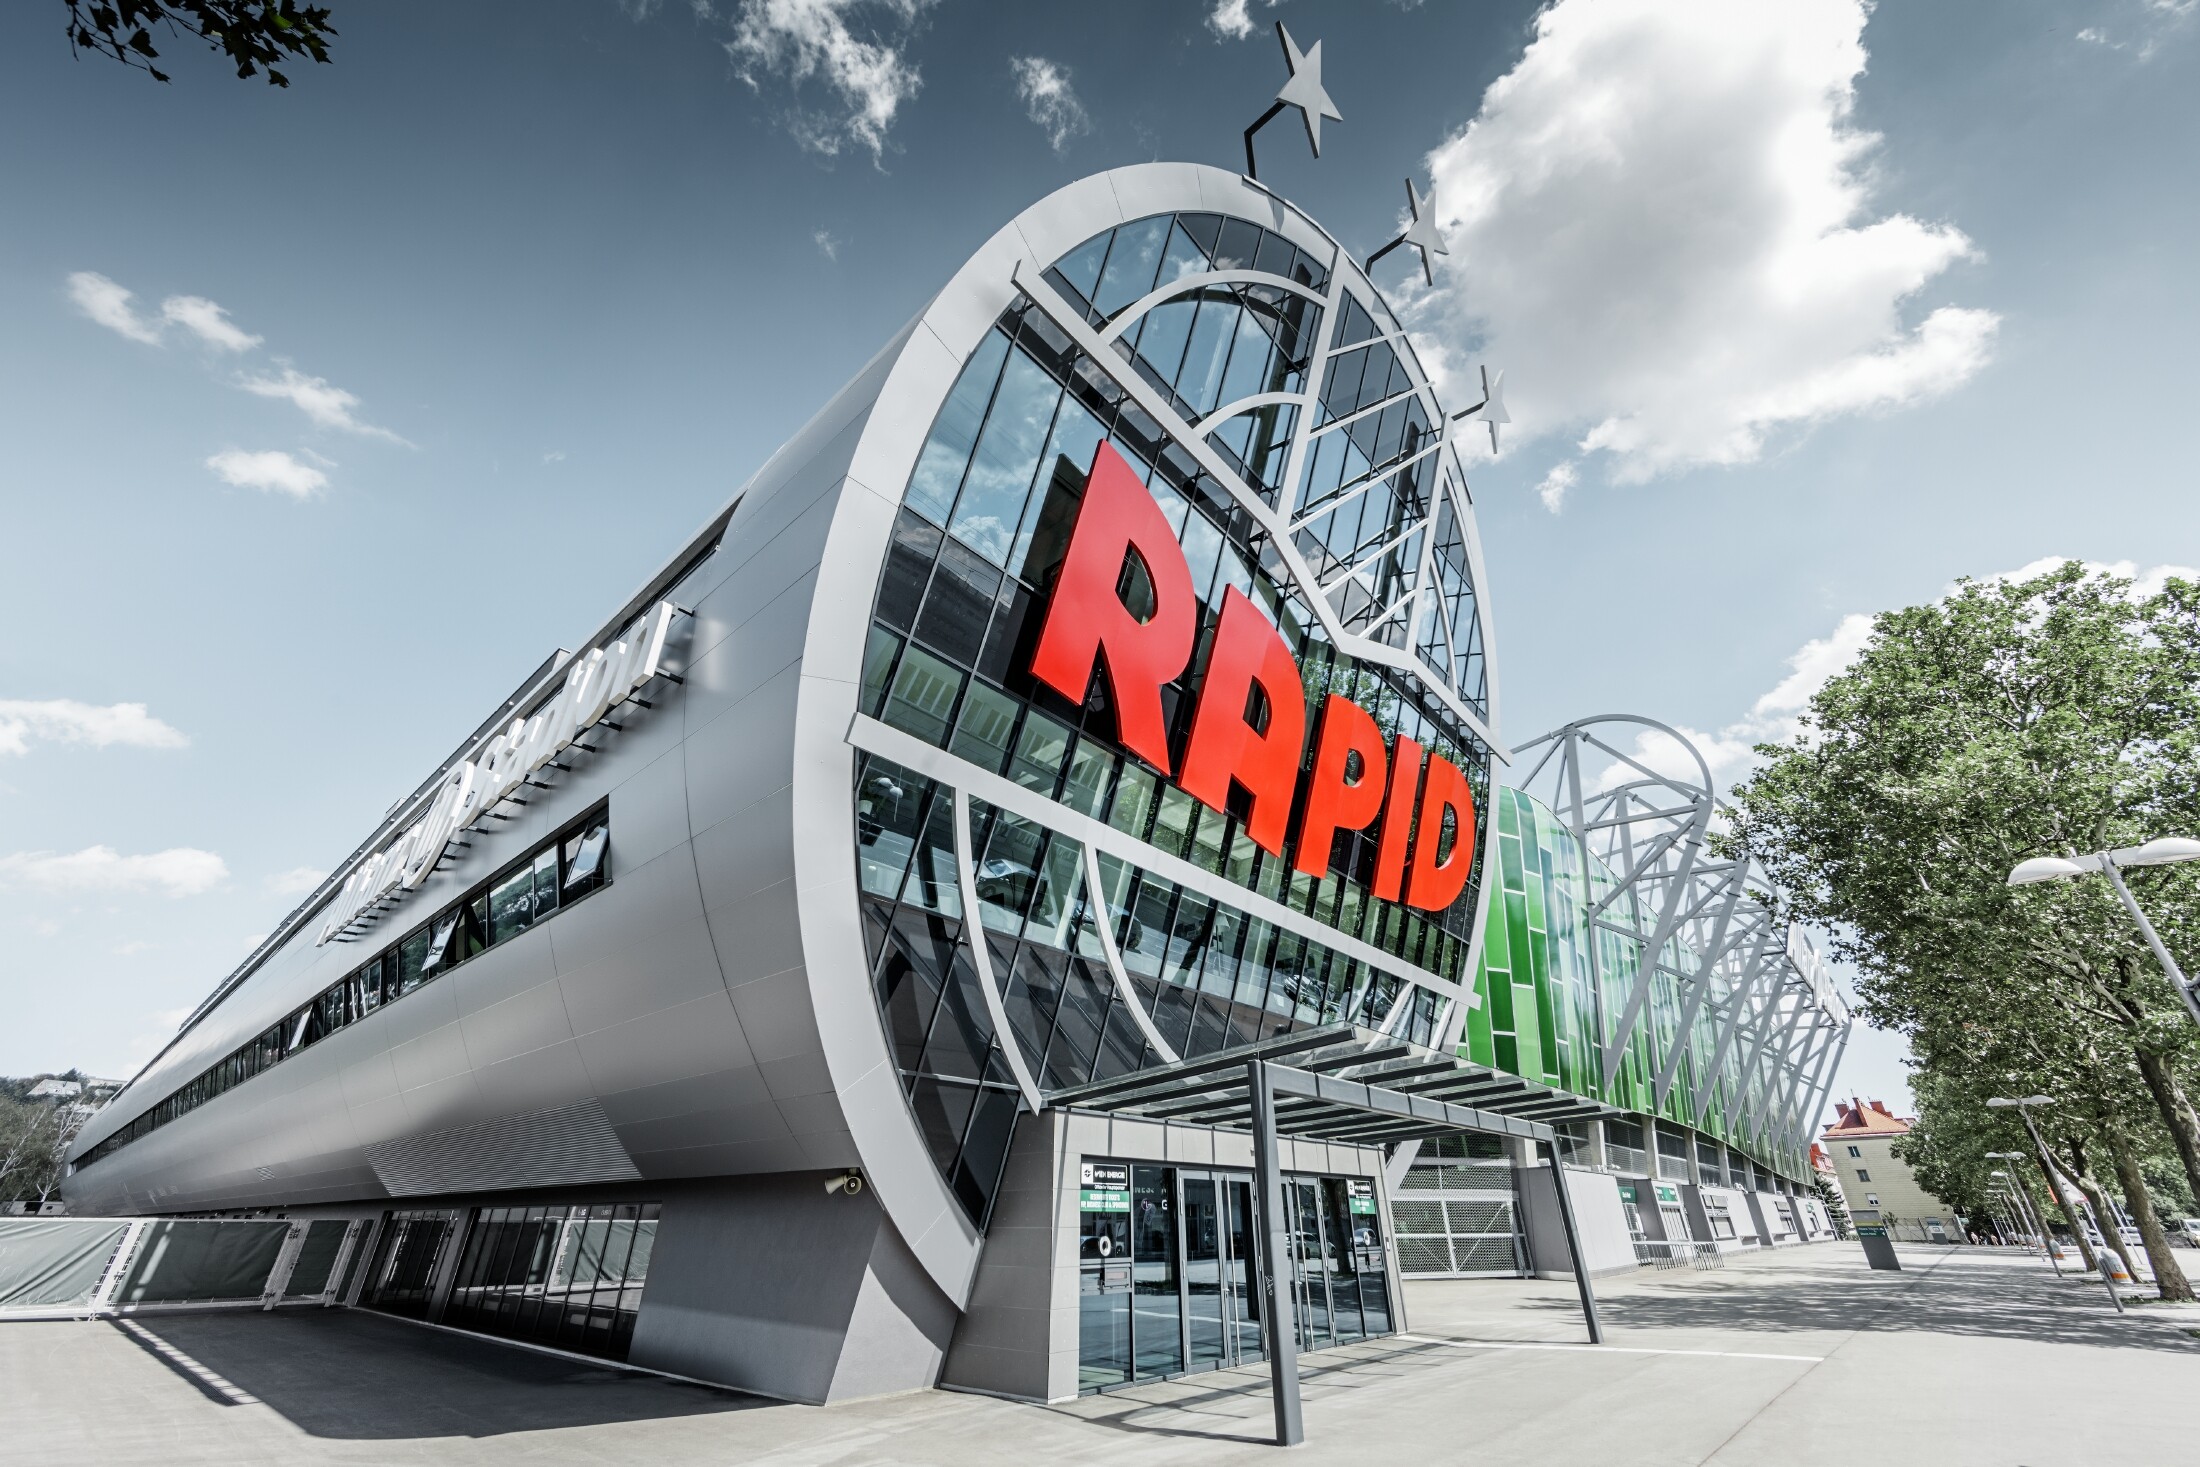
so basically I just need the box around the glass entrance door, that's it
[1076,1158,1387,1392]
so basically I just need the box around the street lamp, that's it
[1986,1095,2124,1314]
[1988,1161,2050,1275]
[1986,1160,2059,1276]
[2009,837,2200,1027]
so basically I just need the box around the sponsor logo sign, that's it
[315,602,681,944]
[1030,443,1477,913]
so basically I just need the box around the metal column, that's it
[1248,1060,1304,1447]
[1544,1138,1604,1343]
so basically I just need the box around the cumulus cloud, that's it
[67,271,163,345]
[159,295,262,352]
[1207,0,1256,41]
[264,866,326,897]
[205,448,330,498]
[239,368,407,443]
[0,846,228,898]
[726,0,931,161]
[1533,460,1577,513]
[0,700,188,758]
[1410,0,1996,503]
[812,227,842,260]
[1009,56,1090,153]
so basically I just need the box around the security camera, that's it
[824,1169,865,1197]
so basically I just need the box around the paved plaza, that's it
[8,1245,2197,1466]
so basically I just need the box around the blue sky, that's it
[3,0,2195,1126]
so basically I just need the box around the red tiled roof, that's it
[1821,1097,1912,1138]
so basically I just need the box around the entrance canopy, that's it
[1046,1022,1618,1146]
[1048,1023,1607,1447]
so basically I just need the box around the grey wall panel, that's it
[598,1062,772,1129]
[447,926,561,1024]
[719,959,819,1067]
[616,1096,790,1156]
[704,881,806,994]
[576,991,756,1104]
[468,1039,598,1116]
[602,744,693,875]
[824,1218,958,1402]
[387,1017,479,1098]
[625,1171,922,1403]
[681,663,801,838]
[455,973,573,1070]
[690,784,798,915]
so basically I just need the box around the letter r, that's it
[1028,442,1196,772]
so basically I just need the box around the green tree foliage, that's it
[64,1,334,86]
[1729,563,2200,1299]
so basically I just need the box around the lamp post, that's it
[1987,1164,2059,1276]
[2009,837,2200,1027]
[1987,1096,2124,1314]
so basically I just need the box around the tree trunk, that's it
[2102,1122,2196,1302]
[2033,1148,2100,1274]
[2131,1046,2200,1207]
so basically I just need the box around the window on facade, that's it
[1856,1169,1871,1183]
[1847,1145,1861,1158]
[77,805,612,1170]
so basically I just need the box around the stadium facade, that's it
[64,165,1848,1405]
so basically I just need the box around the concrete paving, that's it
[7,1244,2198,1465]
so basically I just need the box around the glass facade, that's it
[77,807,611,1170]
[443,1202,660,1362]
[1465,785,1798,1179]
[855,211,1495,1226]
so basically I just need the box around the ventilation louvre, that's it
[365,1101,639,1197]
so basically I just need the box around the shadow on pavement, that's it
[120,1308,769,1439]
[1503,1251,2200,1355]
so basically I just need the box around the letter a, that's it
[1179,589,1308,854]
[1292,695,1390,879]
[1404,753,1478,912]
[1028,442,1196,772]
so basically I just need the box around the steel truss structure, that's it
[1503,716,1850,1174]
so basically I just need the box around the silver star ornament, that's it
[1275,25,1343,157]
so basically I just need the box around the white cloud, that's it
[1009,56,1090,153]
[726,0,931,161]
[239,368,406,443]
[1534,460,1577,513]
[159,295,262,352]
[0,846,228,898]
[1410,0,1996,497]
[812,227,842,260]
[0,700,188,758]
[264,866,325,897]
[1750,613,1876,721]
[1207,0,1255,42]
[205,448,329,498]
[67,271,163,345]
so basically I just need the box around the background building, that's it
[1822,1098,1965,1243]
[55,164,1849,1403]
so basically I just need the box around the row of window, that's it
[76,811,610,1169]
[862,617,1481,976]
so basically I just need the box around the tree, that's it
[1811,1172,1851,1237]
[63,1,334,86]
[1728,563,2200,1300]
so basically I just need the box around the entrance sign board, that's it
[315,602,681,944]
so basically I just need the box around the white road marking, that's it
[1396,1332,1822,1363]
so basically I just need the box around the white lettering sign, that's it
[315,601,680,944]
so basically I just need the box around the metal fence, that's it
[0,1216,370,1321]
[1632,1238,1725,1271]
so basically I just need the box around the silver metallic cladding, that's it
[65,163,1473,1312]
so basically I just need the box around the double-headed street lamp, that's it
[2009,837,2200,1026]
[1987,1095,2125,1313]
